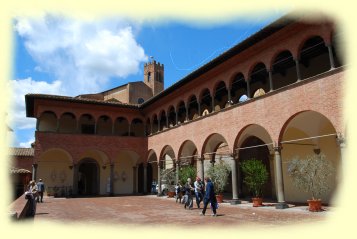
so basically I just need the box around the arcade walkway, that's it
[33,195,332,227]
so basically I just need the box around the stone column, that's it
[246,79,251,99]
[175,110,178,125]
[176,161,180,184]
[198,102,201,117]
[157,164,162,196]
[32,164,38,181]
[211,97,215,112]
[230,156,241,204]
[133,165,137,194]
[326,44,336,69]
[199,157,204,180]
[227,87,232,106]
[143,164,147,194]
[295,58,302,82]
[337,133,346,173]
[56,118,60,132]
[274,146,288,209]
[158,117,161,131]
[110,164,114,196]
[268,69,274,92]
[72,163,78,196]
[166,115,169,129]
[185,103,189,122]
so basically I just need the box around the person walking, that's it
[36,179,45,203]
[184,178,194,210]
[194,177,204,208]
[200,177,217,217]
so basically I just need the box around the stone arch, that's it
[145,118,151,136]
[114,117,129,136]
[131,118,145,137]
[187,95,199,121]
[178,140,199,167]
[152,114,159,133]
[159,145,176,170]
[97,115,113,135]
[79,114,95,134]
[230,72,248,105]
[271,50,297,90]
[297,35,330,79]
[140,149,158,193]
[167,105,176,128]
[38,111,57,132]
[112,150,140,194]
[199,88,212,116]
[159,110,167,131]
[37,148,73,196]
[176,100,187,124]
[58,112,76,133]
[77,149,110,195]
[248,62,269,98]
[235,124,274,199]
[201,133,232,193]
[213,81,229,111]
[278,110,340,203]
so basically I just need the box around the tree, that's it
[287,153,334,200]
[240,158,268,198]
[178,165,196,184]
[207,160,231,194]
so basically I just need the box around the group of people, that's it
[25,179,46,217]
[175,176,217,216]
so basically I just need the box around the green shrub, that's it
[178,165,196,184]
[241,159,268,197]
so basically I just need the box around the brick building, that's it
[24,13,345,205]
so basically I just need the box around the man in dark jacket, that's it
[200,177,217,216]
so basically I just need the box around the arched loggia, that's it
[199,89,212,116]
[230,73,248,104]
[272,50,297,90]
[214,81,228,111]
[248,63,269,98]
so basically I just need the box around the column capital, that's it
[273,146,282,153]
[336,133,346,147]
[32,163,38,168]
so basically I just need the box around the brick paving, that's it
[33,195,333,227]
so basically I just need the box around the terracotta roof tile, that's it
[9,148,34,157]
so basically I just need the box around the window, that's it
[147,72,151,82]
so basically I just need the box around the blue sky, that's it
[10,12,286,147]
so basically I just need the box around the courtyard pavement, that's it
[31,194,335,228]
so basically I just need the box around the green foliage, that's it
[240,159,268,197]
[207,160,231,193]
[287,153,334,200]
[178,165,196,184]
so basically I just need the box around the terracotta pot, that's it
[252,197,263,207]
[216,194,223,203]
[307,199,322,212]
[167,191,175,198]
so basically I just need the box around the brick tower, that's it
[144,60,164,96]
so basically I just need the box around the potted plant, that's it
[207,159,231,203]
[287,153,334,212]
[178,165,196,184]
[240,158,268,207]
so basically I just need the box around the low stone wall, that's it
[9,193,32,220]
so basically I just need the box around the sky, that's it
[9,11,286,147]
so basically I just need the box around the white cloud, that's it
[12,15,148,147]
[8,77,63,130]
[19,137,35,148]
[14,14,148,95]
